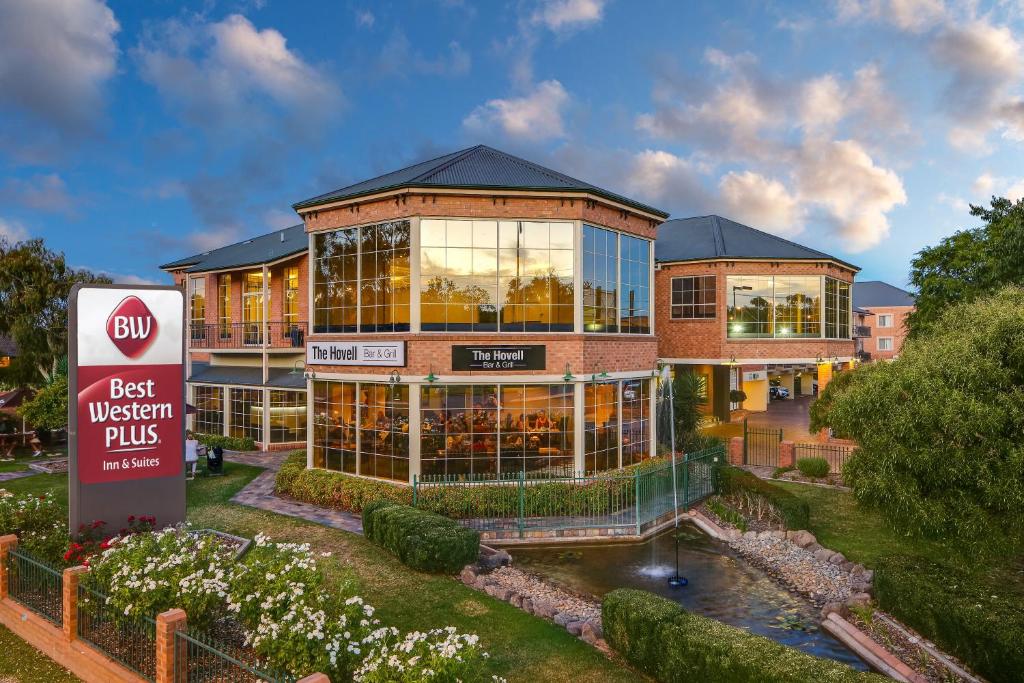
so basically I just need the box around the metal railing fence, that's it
[174,628,295,683]
[412,445,723,537]
[6,548,63,625]
[794,441,857,474]
[77,584,157,681]
[743,420,783,466]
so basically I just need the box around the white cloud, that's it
[0,218,29,244]
[794,139,907,251]
[972,172,996,195]
[937,192,970,213]
[463,80,570,141]
[136,14,340,130]
[835,0,947,33]
[799,75,846,133]
[622,150,711,207]
[0,0,119,136]
[1007,179,1024,202]
[0,175,74,215]
[92,270,162,286]
[719,171,803,235]
[355,10,375,28]
[532,0,607,32]
[375,31,471,78]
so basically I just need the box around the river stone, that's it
[521,597,533,614]
[473,576,488,591]
[846,592,872,608]
[813,548,833,562]
[768,530,787,539]
[821,601,850,619]
[534,599,557,619]
[828,552,847,566]
[581,621,602,644]
[742,531,758,540]
[485,584,510,601]
[850,563,866,577]
[554,612,572,627]
[566,620,585,636]
[840,560,855,572]
[862,569,874,583]
[509,593,523,608]
[726,528,742,540]
[459,567,477,585]
[790,530,817,548]
[804,542,823,554]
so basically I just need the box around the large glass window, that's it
[283,267,299,328]
[727,275,774,338]
[584,381,619,472]
[619,235,650,334]
[229,388,262,442]
[498,385,574,474]
[243,272,268,345]
[360,222,411,332]
[824,278,851,339]
[582,226,618,332]
[621,379,651,466]
[313,228,358,333]
[269,390,307,444]
[773,276,821,338]
[312,381,358,473]
[218,275,231,338]
[313,221,410,334]
[421,219,573,332]
[359,383,410,481]
[193,386,223,436]
[671,276,716,319]
[189,277,206,341]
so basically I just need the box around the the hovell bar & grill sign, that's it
[452,345,546,371]
[69,284,186,531]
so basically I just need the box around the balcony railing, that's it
[189,321,306,350]
[853,325,872,338]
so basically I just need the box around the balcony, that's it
[853,325,872,338]
[189,322,306,350]
[856,350,872,361]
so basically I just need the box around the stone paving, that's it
[0,469,37,483]
[225,451,364,535]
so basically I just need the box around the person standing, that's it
[184,430,199,480]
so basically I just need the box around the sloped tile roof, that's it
[160,224,306,273]
[853,280,915,307]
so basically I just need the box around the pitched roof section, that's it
[853,280,915,308]
[159,224,307,273]
[655,215,859,270]
[292,145,669,218]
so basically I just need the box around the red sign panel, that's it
[76,364,183,483]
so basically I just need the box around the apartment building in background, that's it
[852,280,915,360]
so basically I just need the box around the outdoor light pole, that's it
[662,363,687,588]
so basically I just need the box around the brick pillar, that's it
[728,436,744,466]
[62,565,88,642]
[779,441,795,469]
[156,608,187,683]
[0,534,17,599]
[297,675,331,683]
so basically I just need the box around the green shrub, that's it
[603,589,884,683]
[0,491,68,565]
[771,466,794,479]
[706,497,747,532]
[276,455,412,512]
[195,433,257,452]
[796,457,830,479]
[874,555,1024,683]
[718,467,809,530]
[363,504,479,574]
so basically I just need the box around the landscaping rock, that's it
[727,534,858,606]
[828,552,847,566]
[485,584,510,601]
[846,592,872,608]
[459,566,477,585]
[479,549,513,570]
[790,530,817,548]
[768,530,787,540]
[814,548,834,562]
[554,612,572,627]
[821,601,850,620]
[566,620,585,636]
[840,560,855,573]
[581,621,601,645]
[725,528,742,540]
[850,563,866,577]
[509,593,522,608]
[521,597,533,614]
[804,542,823,554]
[742,531,758,540]
[862,569,874,583]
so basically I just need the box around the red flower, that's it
[128,515,135,522]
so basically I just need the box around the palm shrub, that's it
[671,370,707,450]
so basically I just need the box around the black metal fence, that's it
[743,419,782,466]
[795,442,857,474]
[174,628,295,683]
[6,549,63,625]
[77,584,157,681]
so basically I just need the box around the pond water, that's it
[512,525,868,670]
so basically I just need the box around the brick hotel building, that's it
[163,145,859,482]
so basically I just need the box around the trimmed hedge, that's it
[602,589,884,683]
[796,457,830,479]
[874,555,1024,683]
[275,452,411,512]
[361,502,479,574]
[195,433,257,452]
[718,467,809,530]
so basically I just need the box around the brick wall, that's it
[303,192,661,240]
[655,260,856,361]
[863,305,912,359]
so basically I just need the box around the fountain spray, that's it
[661,364,688,588]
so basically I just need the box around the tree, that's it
[19,374,68,431]
[0,238,109,386]
[814,286,1024,548]
[669,371,707,451]
[907,196,1024,337]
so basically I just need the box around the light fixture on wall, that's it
[423,365,439,384]
[289,359,304,375]
[388,369,401,385]
[815,354,824,364]
[722,357,738,366]
[591,370,611,382]
[562,363,575,383]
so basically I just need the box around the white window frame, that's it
[877,337,894,351]
[877,314,893,328]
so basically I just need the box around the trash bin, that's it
[208,446,224,475]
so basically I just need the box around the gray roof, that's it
[853,281,915,308]
[160,224,306,273]
[655,215,858,270]
[293,145,669,218]
[189,363,307,390]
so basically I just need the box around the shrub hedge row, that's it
[717,467,810,530]
[361,501,480,574]
[195,433,257,452]
[874,555,1024,683]
[275,452,412,512]
[602,589,884,683]
[796,457,830,479]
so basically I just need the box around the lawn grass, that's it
[1,466,642,683]
[0,624,79,683]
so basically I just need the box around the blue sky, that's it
[2,0,1023,287]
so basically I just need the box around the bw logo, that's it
[105,296,159,359]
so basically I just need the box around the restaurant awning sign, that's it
[69,284,185,532]
[451,345,546,371]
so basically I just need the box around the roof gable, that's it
[655,215,858,270]
[292,145,668,217]
[853,280,915,307]
[159,224,307,273]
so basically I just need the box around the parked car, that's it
[769,386,790,400]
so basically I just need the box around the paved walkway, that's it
[225,452,363,534]
[0,469,37,483]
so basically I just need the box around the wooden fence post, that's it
[62,565,88,642]
[0,534,16,600]
[156,608,187,683]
